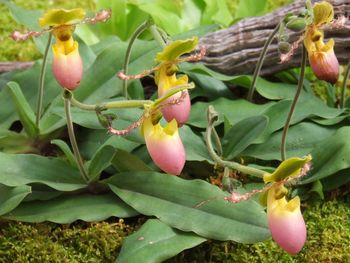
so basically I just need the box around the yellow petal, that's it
[39,8,85,28]
[313,1,334,26]
[263,155,312,183]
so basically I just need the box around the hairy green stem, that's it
[247,23,280,101]
[150,25,167,49]
[205,106,265,178]
[35,33,52,128]
[64,95,89,183]
[281,46,307,161]
[65,90,152,111]
[153,83,195,107]
[122,20,151,99]
[340,60,350,108]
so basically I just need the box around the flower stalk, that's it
[206,105,265,178]
[122,20,151,99]
[281,46,307,161]
[63,92,89,182]
[247,22,280,101]
[340,60,350,108]
[35,33,53,128]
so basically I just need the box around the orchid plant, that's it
[2,0,349,261]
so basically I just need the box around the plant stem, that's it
[247,23,280,102]
[340,60,350,108]
[212,128,223,156]
[281,46,307,161]
[64,94,89,183]
[65,90,152,111]
[150,25,166,49]
[122,20,151,99]
[205,106,265,178]
[35,33,52,128]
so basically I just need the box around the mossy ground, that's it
[1,198,349,263]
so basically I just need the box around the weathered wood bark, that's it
[199,0,350,76]
[0,61,34,73]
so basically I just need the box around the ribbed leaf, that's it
[107,171,270,243]
[0,152,86,191]
[302,126,350,184]
[0,184,31,215]
[4,193,138,223]
[222,116,268,160]
[117,219,206,263]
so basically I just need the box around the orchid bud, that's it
[156,65,191,126]
[52,38,83,89]
[142,117,185,175]
[267,185,307,255]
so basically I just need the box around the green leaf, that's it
[222,116,268,160]
[321,168,350,191]
[180,125,212,162]
[188,72,234,100]
[302,126,350,184]
[0,184,31,216]
[156,37,198,62]
[112,149,152,172]
[117,219,206,263]
[0,152,86,191]
[0,131,34,153]
[7,81,38,137]
[243,122,337,160]
[106,171,270,243]
[202,0,233,27]
[79,129,140,160]
[188,98,273,128]
[234,0,267,19]
[4,193,138,223]
[51,139,76,167]
[88,145,117,181]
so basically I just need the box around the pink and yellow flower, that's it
[142,115,185,175]
[155,64,191,126]
[39,9,85,89]
[304,1,339,83]
[267,184,307,255]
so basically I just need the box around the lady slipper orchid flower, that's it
[267,184,307,255]
[155,64,191,126]
[304,29,339,84]
[154,37,201,126]
[304,1,339,83]
[39,9,85,90]
[142,116,185,175]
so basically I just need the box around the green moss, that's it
[1,200,349,262]
[0,219,134,263]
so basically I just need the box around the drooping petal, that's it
[143,117,185,175]
[52,39,83,90]
[267,185,307,255]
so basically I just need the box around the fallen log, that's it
[199,0,350,76]
[0,61,34,74]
